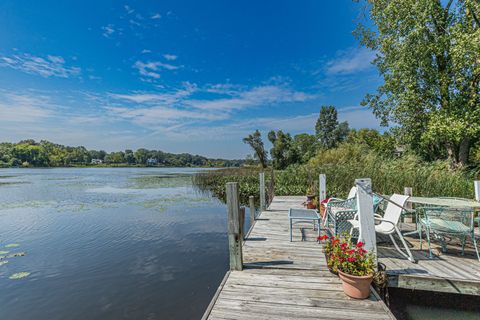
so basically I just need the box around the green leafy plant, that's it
[318,234,375,276]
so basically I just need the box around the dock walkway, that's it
[202,196,395,320]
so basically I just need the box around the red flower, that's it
[317,235,328,241]
[332,239,340,245]
[347,249,356,255]
[348,257,356,262]
[356,241,364,248]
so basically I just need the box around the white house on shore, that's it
[91,159,103,164]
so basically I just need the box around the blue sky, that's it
[0,0,381,159]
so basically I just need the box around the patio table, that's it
[403,197,480,236]
[288,208,321,242]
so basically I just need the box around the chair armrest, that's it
[374,217,397,227]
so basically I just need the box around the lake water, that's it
[0,168,230,320]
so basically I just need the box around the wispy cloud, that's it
[132,60,181,79]
[124,5,134,14]
[326,47,375,75]
[0,53,81,78]
[151,13,161,20]
[108,82,317,133]
[0,91,55,122]
[101,24,116,38]
[163,54,177,61]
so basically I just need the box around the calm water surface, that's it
[0,168,230,320]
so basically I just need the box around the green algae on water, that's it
[9,272,30,279]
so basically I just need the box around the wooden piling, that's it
[239,207,245,240]
[404,187,413,223]
[249,196,255,226]
[355,178,377,261]
[226,182,243,271]
[474,181,480,202]
[319,174,326,202]
[259,172,266,211]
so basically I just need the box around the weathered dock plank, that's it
[203,196,395,320]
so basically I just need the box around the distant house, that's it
[146,158,158,166]
[91,159,103,164]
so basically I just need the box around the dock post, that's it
[474,181,480,201]
[239,207,245,240]
[249,196,255,226]
[319,174,326,203]
[259,172,266,211]
[226,182,243,271]
[404,187,413,223]
[355,178,377,264]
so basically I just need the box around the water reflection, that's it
[0,168,229,320]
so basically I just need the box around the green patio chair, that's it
[418,207,480,261]
[323,187,382,236]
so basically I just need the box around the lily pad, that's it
[5,244,19,248]
[0,251,9,255]
[9,272,30,280]
[5,252,26,259]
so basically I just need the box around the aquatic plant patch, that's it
[9,272,30,279]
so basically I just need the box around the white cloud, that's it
[141,49,151,54]
[163,54,177,61]
[151,13,162,19]
[326,47,376,75]
[187,85,314,111]
[0,53,81,78]
[101,24,116,38]
[0,92,55,122]
[124,5,134,14]
[132,60,181,79]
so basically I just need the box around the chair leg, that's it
[425,227,433,259]
[471,231,480,262]
[389,229,415,262]
[419,225,423,251]
[461,235,466,256]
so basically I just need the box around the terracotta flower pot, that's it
[338,270,373,299]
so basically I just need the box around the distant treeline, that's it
[0,140,243,168]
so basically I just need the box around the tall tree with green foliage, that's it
[355,0,480,166]
[267,130,299,169]
[243,130,268,168]
[315,106,349,148]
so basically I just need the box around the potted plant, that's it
[318,234,375,299]
[305,186,317,209]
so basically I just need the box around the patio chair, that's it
[348,194,415,262]
[323,187,382,236]
[323,187,357,235]
[418,206,480,261]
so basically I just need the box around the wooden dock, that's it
[202,196,396,320]
[378,223,480,295]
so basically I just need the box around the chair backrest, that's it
[382,194,410,225]
[422,206,474,232]
[347,187,357,199]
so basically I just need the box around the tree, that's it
[315,106,349,148]
[267,130,298,169]
[346,128,396,156]
[243,130,268,168]
[355,0,480,166]
[292,133,318,164]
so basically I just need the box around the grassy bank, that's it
[194,144,478,201]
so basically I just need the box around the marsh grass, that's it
[194,144,477,201]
